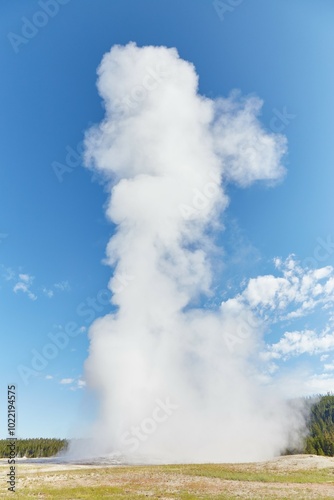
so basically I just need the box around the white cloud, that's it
[60,378,74,385]
[13,282,28,293]
[223,257,334,323]
[265,328,334,360]
[302,373,334,395]
[2,266,70,300]
[270,370,334,398]
[59,377,86,391]
[54,280,70,291]
[42,287,54,298]
[3,267,15,281]
[18,273,30,283]
[3,269,38,300]
[218,257,334,378]
[77,379,86,388]
[243,275,286,308]
[45,375,53,380]
[212,92,287,187]
[40,280,70,298]
[13,276,37,301]
[324,277,334,295]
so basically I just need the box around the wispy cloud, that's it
[41,280,70,297]
[59,377,86,390]
[42,287,54,298]
[1,266,70,301]
[219,256,334,377]
[18,273,30,283]
[302,373,334,395]
[77,379,86,389]
[13,274,37,301]
[3,267,16,281]
[54,280,70,292]
[60,378,75,385]
[264,328,334,360]
[222,256,334,324]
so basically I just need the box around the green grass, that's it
[33,463,334,483]
[162,463,334,483]
[1,462,334,499]
[4,487,334,500]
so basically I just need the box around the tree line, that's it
[303,393,334,456]
[0,438,68,458]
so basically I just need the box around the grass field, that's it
[1,455,334,499]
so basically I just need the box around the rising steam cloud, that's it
[76,43,304,463]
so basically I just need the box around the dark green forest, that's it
[303,394,334,456]
[0,438,68,458]
[0,395,334,458]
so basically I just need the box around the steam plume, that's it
[77,43,303,462]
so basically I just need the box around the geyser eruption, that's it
[78,43,304,462]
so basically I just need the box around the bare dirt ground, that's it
[245,453,334,471]
[1,454,334,499]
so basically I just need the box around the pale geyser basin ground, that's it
[1,455,334,499]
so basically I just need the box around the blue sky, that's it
[1,0,334,439]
